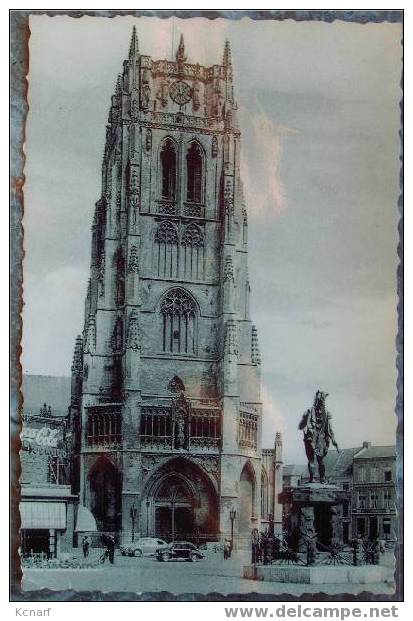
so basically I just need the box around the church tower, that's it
[70,28,282,542]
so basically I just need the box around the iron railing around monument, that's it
[251,533,384,568]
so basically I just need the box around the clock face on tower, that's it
[169,80,192,105]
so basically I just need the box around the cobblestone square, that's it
[22,550,395,597]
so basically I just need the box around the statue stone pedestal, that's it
[280,483,348,552]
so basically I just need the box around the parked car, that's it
[157,541,204,562]
[121,537,168,557]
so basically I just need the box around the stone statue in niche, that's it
[176,416,185,449]
[168,376,186,394]
[213,79,225,118]
[131,171,139,195]
[145,129,152,152]
[172,391,191,450]
[131,99,139,121]
[299,390,339,483]
[141,69,151,110]
[192,80,201,112]
[159,81,169,107]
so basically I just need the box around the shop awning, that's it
[20,502,66,529]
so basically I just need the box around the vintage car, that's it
[120,537,168,557]
[156,541,204,562]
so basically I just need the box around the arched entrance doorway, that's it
[145,457,218,541]
[154,476,194,540]
[88,457,121,532]
[239,461,256,534]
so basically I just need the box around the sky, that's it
[22,15,402,462]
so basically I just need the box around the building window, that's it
[160,139,177,200]
[383,518,392,538]
[358,467,365,482]
[140,406,221,449]
[87,410,121,447]
[370,492,379,509]
[186,142,203,203]
[189,409,221,448]
[181,223,204,280]
[358,493,366,509]
[160,288,196,354]
[343,483,349,491]
[47,457,68,485]
[384,489,393,510]
[356,517,366,536]
[343,502,349,517]
[154,221,179,279]
[238,411,258,450]
[384,469,392,482]
[370,466,379,482]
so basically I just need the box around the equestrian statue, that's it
[299,390,339,483]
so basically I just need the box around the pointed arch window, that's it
[154,221,179,279]
[160,139,177,200]
[161,288,196,355]
[186,142,203,203]
[181,223,204,280]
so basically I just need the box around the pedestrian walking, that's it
[99,534,110,564]
[223,539,231,560]
[107,535,116,564]
[81,535,90,558]
[251,528,260,565]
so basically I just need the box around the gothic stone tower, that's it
[70,29,282,542]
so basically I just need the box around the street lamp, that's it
[146,499,150,536]
[130,503,138,543]
[229,507,236,551]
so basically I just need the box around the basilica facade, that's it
[69,29,283,543]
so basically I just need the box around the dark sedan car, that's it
[157,541,204,562]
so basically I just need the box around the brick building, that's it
[69,30,283,544]
[20,375,77,557]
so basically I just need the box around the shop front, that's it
[20,406,78,558]
[20,486,77,558]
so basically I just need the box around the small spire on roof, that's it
[223,39,232,67]
[115,74,122,95]
[129,25,139,59]
[176,33,187,63]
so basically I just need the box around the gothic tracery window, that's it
[186,142,203,203]
[161,288,196,355]
[160,139,177,200]
[154,221,179,279]
[181,223,204,280]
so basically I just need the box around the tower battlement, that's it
[107,30,237,133]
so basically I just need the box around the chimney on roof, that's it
[362,441,371,449]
